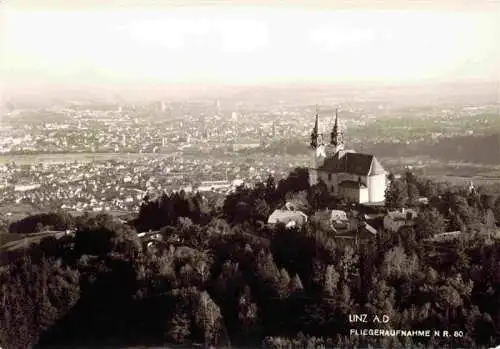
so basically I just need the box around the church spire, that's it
[330,108,344,150]
[310,106,319,148]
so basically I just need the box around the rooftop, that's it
[267,209,308,225]
[319,151,386,176]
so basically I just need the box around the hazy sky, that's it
[1,0,500,89]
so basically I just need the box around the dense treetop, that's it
[1,168,500,349]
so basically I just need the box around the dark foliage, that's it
[134,190,212,232]
[9,211,75,234]
[1,169,500,349]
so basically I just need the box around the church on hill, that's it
[308,108,387,204]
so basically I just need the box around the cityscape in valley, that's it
[1,82,499,216]
[2,2,500,349]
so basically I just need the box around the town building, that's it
[383,208,418,233]
[267,203,308,228]
[309,108,387,204]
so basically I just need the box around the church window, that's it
[328,173,332,181]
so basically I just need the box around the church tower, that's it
[309,107,322,186]
[330,108,344,154]
[310,106,327,186]
[310,108,319,148]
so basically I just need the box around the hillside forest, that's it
[2,168,500,349]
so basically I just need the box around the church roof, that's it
[368,157,386,176]
[319,151,385,176]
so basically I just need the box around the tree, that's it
[453,196,476,227]
[483,209,496,228]
[277,167,310,198]
[0,256,80,349]
[381,246,419,279]
[448,211,465,232]
[206,218,232,236]
[323,264,340,297]
[6,165,500,349]
[480,194,496,211]
[289,274,304,293]
[421,179,438,198]
[404,170,417,186]
[308,180,331,211]
[256,250,280,290]
[414,208,446,239]
[9,212,76,234]
[385,179,408,210]
[286,190,311,212]
[194,291,223,344]
[407,183,419,206]
[253,198,271,222]
[493,195,500,224]
[338,245,358,283]
[234,202,253,223]
[167,312,191,343]
[366,279,396,328]
[277,268,292,298]
[265,175,277,204]
[436,284,463,319]
[237,293,259,337]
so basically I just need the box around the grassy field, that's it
[0,204,134,252]
[0,203,44,252]
[1,232,57,252]
[0,232,29,246]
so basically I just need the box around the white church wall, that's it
[359,188,369,203]
[368,174,386,202]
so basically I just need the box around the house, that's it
[267,208,308,228]
[331,209,348,222]
[333,221,376,241]
[383,208,418,233]
[330,209,350,230]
